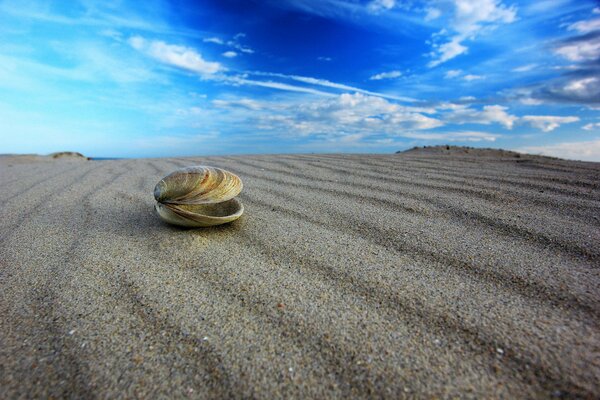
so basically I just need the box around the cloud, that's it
[512,64,537,72]
[203,34,254,54]
[521,115,579,132]
[228,77,335,96]
[444,105,517,129]
[583,122,600,130]
[520,97,544,105]
[429,38,468,67]
[203,37,224,45]
[250,71,416,102]
[402,131,498,142]
[428,0,517,67]
[424,7,441,21]
[562,77,599,97]
[518,29,600,106]
[367,0,395,14]
[535,75,600,105]
[222,51,237,58]
[317,56,332,61]
[244,93,443,140]
[568,18,600,34]
[463,74,483,81]
[554,32,600,62]
[445,69,462,78]
[517,138,600,161]
[129,36,222,75]
[369,70,402,80]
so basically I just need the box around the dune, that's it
[1,150,599,398]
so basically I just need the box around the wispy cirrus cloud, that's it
[512,64,537,72]
[227,76,336,96]
[128,36,222,75]
[428,0,517,67]
[249,71,416,102]
[369,70,402,80]
[202,33,254,54]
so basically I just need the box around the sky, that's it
[1,0,599,160]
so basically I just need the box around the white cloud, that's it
[203,34,254,54]
[512,64,537,72]
[520,97,544,105]
[229,77,335,96]
[403,131,498,142]
[517,138,600,161]
[369,70,402,80]
[249,93,443,139]
[554,37,600,61]
[429,38,468,67]
[444,105,517,129]
[562,77,599,98]
[568,18,600,33]
[445,69,462,78]
[428,0,517,67]
[129,36,222,75]
[317,56,332,61]
[424,7,441,21]
[250,71,416,102]
[530,74,599,105]
[594,7,600,14]
[583,122,600,130]
[222,51,237,58]
[367,0,395,13]
[463,74,483,81]
[521,115,580,132]
[203,37,224,45]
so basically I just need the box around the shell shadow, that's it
[88,196,245,239]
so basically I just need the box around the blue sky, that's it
[1,0,599,160]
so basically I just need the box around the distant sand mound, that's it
[398,145,528,159]
[0,152,89,165]
[49,151,89,160]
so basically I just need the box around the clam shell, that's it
[154,166,244,227]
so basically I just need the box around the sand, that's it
[1,151,599,399]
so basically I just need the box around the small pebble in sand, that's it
[496,348,504,355]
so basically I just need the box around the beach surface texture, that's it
[1,149,599,398]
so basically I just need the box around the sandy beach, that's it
[1,150,599,398]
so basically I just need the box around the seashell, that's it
[154,166,244,227]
